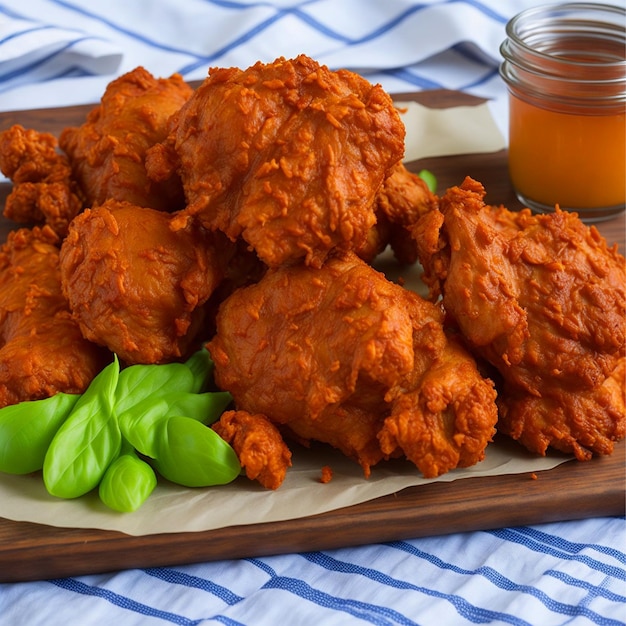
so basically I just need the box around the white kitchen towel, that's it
[0,0,579,118]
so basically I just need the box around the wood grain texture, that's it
[0,90,623,583]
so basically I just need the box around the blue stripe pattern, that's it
[0,0,516,110]
[10,518,617,626]
[0,2,625,625]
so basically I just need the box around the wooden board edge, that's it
[0,441,623,583]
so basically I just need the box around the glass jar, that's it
[500,3,625,222]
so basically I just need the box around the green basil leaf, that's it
[163,391,232,424]
[115,362,194,416]
[417,169,437,193]
[118,390,232,457]
[152,416,240,487]
[184,348,214,393]
[0,393,80,474]
[98,450,157,512]
[118,397,170,459]
[43,358,121,499]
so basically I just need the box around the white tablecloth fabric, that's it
[0,1,624,625]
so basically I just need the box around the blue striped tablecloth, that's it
[0,2,624,625]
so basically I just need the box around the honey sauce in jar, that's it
[500,3,625,221]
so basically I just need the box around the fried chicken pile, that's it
[0,56,623,491]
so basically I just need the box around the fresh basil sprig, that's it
[115,362,196,415]
[0,348,236,512]
[119,391,232,458]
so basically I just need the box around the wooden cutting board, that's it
[0,90,624,583]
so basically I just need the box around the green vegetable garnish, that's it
[115,362,195,415]
[98,442,157,513]
[0,348,236,512]
[119,391,232,458]
[184,347,214,393]
[151,416,241,488]
[0,393,80,474]
[43,357,122,499]
[418,169,437,193]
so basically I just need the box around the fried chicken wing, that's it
[414,177,626,459]
[212,410,292,489]
[147,55,405,268]
[0,226,107,407]
[208,251,497,478]
[59,199,230,365]
[59,67,192,212]
[0,125,82,236]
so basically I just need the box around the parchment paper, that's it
[397,100,506,161]
[0,101,553,538]
[0,442,571,536]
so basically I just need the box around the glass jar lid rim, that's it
[505,2,626,69]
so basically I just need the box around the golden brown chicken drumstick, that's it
[147,55,405,268]
[0,226,107,407]
[413,177,626,460]
[208,251,498,480]
[59,66,193,212]
[0,125,82,237]
[59,199,231,365]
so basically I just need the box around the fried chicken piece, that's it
[208,251,497,478]
[378,335,499,478]
[59,199,230,365]
[414,177,626,460]
[0,125,82,236]
[499,358,625,459]
[0,226,107,407]
[208,252,415,473]
[212,410,292,490]
[373,162,439,265]
[147,55,405,268]
[59,67,192,212]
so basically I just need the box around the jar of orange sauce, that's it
[500,3,625,221]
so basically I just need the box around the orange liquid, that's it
[508,94,626,210]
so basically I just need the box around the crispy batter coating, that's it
[59,199,229,365]
[0,226,107,407]
[147,55,405,268]
[378,336,499,478]
[59,66,192,212]
[212,410,292,490]
[208,251,497,478]
[373,162,439,264]
[499,359,625,459]
[355,162,438,264]
[0,125,82,236]
[414,177,626,460]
